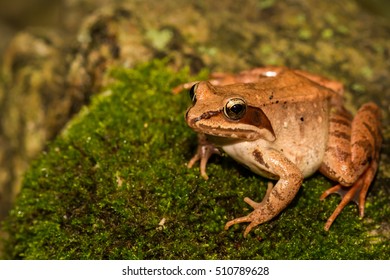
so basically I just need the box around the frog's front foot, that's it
[187,133,220,180]
[225,183,273,237]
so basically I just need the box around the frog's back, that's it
[220,70,333,177]
[216,70,334,107]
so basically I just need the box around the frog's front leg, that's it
[225,148,303,237]
[319,102,382,231]
[187,133,220,180]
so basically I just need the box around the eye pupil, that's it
[224,98,247,120]
[231,104,244,114]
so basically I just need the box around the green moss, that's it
[2,60,389,259]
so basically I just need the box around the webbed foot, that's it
[320,160,378,231]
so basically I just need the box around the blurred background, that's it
[0,0,389,259]
[0,0,389,59]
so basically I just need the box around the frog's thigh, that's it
[319,103,381,186]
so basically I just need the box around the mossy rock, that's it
[2,61,389,259]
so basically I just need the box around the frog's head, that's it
[185,81,275,141]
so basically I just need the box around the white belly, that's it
[221,135,326,179]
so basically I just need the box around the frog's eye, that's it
[189,83,198,104]
[224,98,247,120]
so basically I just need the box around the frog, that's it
[180,66,382,237]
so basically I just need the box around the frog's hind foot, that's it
[320,160,378,231]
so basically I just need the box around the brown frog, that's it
[180,66,382,237]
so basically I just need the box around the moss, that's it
[2,60,389,259]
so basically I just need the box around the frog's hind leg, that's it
[319,102,381,231]
[320,158,379,231]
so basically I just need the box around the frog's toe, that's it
[187,134,220,180]
[225,209,271,237]
[243,221,261,238]
[243,182,273,209]
[224,215,252,231]
[225,185,276,237]
[320,173,369,231]
[225,214,265,237]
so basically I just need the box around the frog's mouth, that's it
[187,109,221,124]
[197,123,262,140]
[187,111,276,142]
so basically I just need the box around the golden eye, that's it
[224,98,247,120]
[189,83,198,104]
